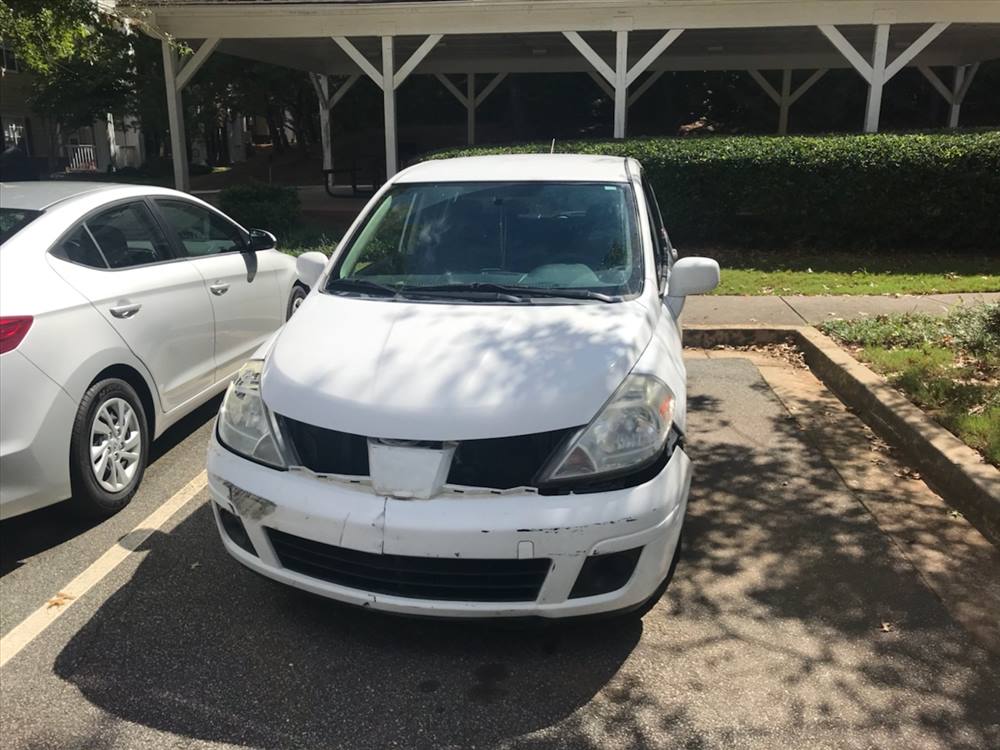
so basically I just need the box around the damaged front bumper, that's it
[206,433,691,618]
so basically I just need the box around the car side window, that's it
[55,224,108,269]
[156,200,246,257]
[640,176,670,290]
[84,202,172,269]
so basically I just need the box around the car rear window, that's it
[0,207,42,244]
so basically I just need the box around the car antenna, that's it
[550,138,556,154]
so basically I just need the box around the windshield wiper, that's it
[424,283,617,303]
[516,287,617,302]
[326,278,404,298]
[401,282,528,303]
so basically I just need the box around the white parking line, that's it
[0,471,208,669]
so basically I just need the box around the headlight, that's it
[217,360,287,468]
[538,374,676,484]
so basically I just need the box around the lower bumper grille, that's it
[267,528,550,602]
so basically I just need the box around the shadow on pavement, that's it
[42,359,1000,748]
[0,397,220,577]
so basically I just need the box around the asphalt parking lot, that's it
[2,357,998,750]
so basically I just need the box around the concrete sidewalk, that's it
[683,292,1000,326]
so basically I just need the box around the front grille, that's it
[268,528,550,602]
[279,415,578,489]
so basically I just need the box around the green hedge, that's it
[218,182,301,239]
[424,132,1000,251]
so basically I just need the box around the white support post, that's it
[819,22,949,133]
[314,75,333,171]
[778,69,792,134]
[750,68,828,135]
[334,34,442,178]
[467,73,475,145]
[565,29,682,137]
[435,72,507,146]
[948,66,965,127]
[918,62,980,128]
[864,24,890,132]
[161,40,189,191]
[381,36,397,177]
[613,30,628,138]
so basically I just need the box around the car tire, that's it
[287,284,308,319]
[69,378,149,518]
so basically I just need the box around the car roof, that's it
[395,154,632,184]
[0,181,177,211]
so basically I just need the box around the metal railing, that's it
[62,144,97,172]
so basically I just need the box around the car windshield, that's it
[326,181,643,301]
[0,207,42,244]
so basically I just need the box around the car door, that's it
[153,199,285,382]
[47,200,216,412]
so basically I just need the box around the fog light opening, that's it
[569,547,643,599]
[217,503,258,557]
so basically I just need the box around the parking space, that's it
[2,358,998,749]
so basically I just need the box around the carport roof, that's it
[143,1,1000,75]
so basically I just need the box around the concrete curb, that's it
[685,324,1000,546]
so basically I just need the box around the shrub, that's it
[422,132,1000,251]
[218,182,301,239]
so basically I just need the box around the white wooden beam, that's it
[435,73,469,106]
[626,29,683,86]
[313,74,333,171]
[393,34,443,88]
[918,65,954,102]
[467,73,475,144]
[329,73,360,109]
[614,30,628,138]
[884,22,949,80]
[787,68,827,105]
[333,36,384,88]
[175,37,219,91]
[627,69,664,107]
[382,36,397,176]
[864,24,889,132]
[817,25,872,83]
[563,31,615,85]
[955,61,979,103]
[161,41,189,191]
[778,68,792,134]
[748,69,781,105]
[475,72,507,107]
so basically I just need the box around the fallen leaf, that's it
[190,562,201,570]
[879,621,894,633]
[46,592,75,610]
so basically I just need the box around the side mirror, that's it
[296,251,328,289]
[665,257,719,316]
[248,228,277,252]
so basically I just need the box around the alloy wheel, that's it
[89,397,142,493]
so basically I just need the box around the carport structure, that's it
[138,0,1000,190]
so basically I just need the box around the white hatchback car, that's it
[0,182,305,519]
[207,155,719,619]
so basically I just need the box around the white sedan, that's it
[0,182,306,519]
[208,154,719,619]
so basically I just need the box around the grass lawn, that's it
[697,248,1000,296]
[822,304,1000,467]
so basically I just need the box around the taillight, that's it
[0,316,33,354]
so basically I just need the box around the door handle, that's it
[209,282,230,296]
[109,303,141,319]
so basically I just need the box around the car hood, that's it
[262,292,656,440]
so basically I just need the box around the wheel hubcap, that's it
[292,295,304,313]
[90,397,141,493]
